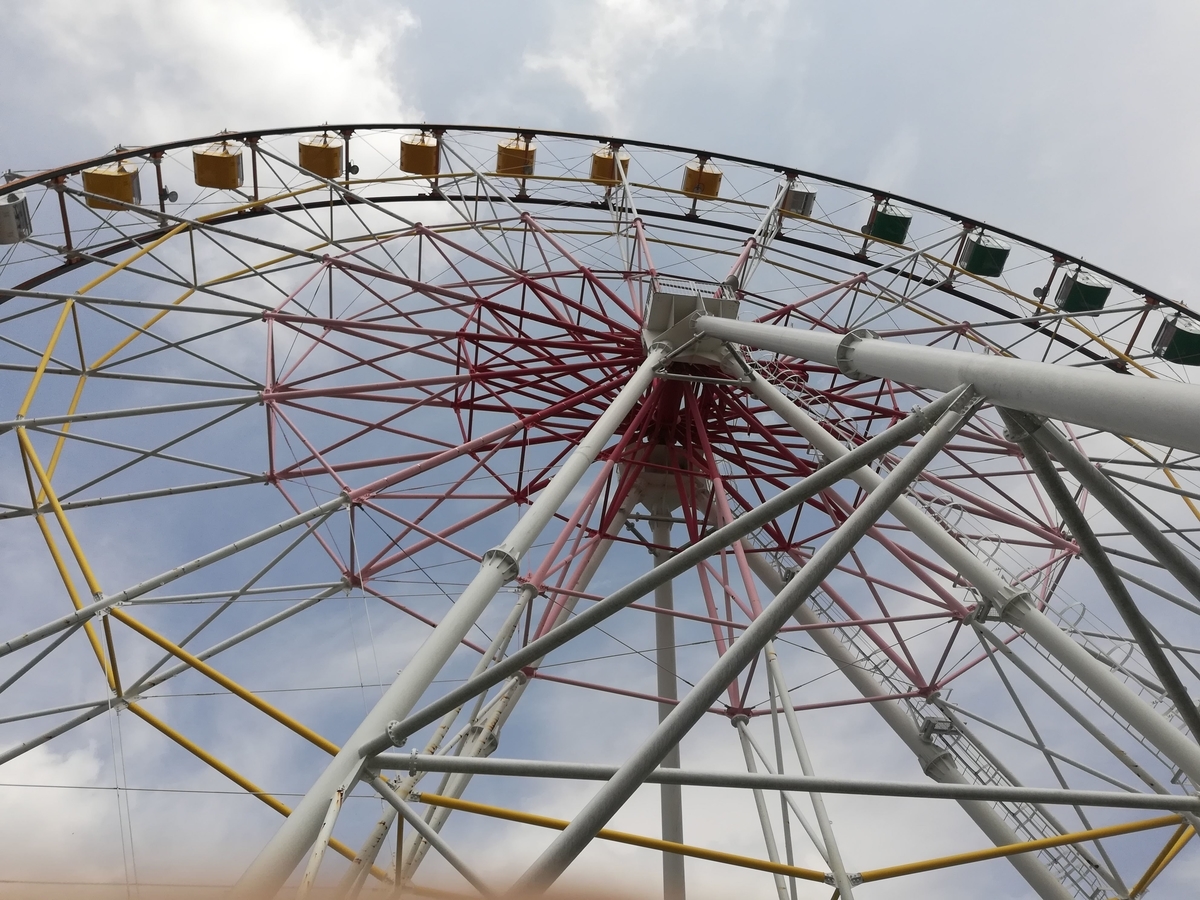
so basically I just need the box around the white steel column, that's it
[234,348,666,898]
[652,518,686,900]
[763,642,855,899]
[734,716,790,900]
[696,316,1200,453]
[739,363,1200,789]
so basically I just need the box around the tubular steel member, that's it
[373,777,494,897]
[233,349,666,898]
[763,641,856,899]
[651,517,686,900]
[509,389,978,896]
[398,496,642,887]
[370,753,1200,812]
[746,556,1076,900]
[736,363,1184,898]
[359,386,969,760]
[695,316,1200,454]
[1000,407,1200,745]
[733,351,1200,804]
[409,790,1183,888]
[1020,414,1200,607]
[0,495,347,659]
[338,583,537,897]
[734,716,793,900]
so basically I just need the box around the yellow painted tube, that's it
[88,286,196,371]
[415,792,827,883]
[18,299,76,418]
[112,608,340,756]
[857,813,1181,883]
[125,702,387,881]
[37,373,89,501]
[17,427,105,597]
[30,511,113,688]
[1133,824,1194,897]
[1130,823,1188,897]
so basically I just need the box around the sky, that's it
[3,1,1200,898]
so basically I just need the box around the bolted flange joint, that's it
[969,582,1036,624]
[825,872,865,887]
[834,328,879,380]
[385,719,407,748]
[482,545,520,582]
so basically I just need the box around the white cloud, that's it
[0,742,124,882]
[10,0,419,152]
[523,0,789,133]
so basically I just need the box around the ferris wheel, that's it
[3,124,1200,900]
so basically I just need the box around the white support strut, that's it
[695,316,1200,454]
[710,322,1200,789]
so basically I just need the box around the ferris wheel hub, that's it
[643,276,740,363]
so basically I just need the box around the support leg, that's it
[652,517,686,900]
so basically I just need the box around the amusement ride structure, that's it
[3,125,1200,898]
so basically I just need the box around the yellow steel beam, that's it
[16,438,114,689]
[1131,824,1194,897]
[32,285,199,509]
[856,813,1181,883]
[126,702,387,881]
[1115,436,1200,526]
[414,792,827,883]
[1130,823,1187,897]
[418,791,1186,889]
[17,427,105,597]
[23,428,340,773]
[111,607,340,756]
[18,299,79,419]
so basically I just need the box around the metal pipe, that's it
[0,393,259,433]
[652,517,686,900]
[743,360,1200,820]
[510,395,974,895]
[1026,417,1200,606]
[0,495,348,659]
[1001,407,1200,744]
[372,778,493,897]
[298,787,346,898]
[134,585,343,694]
[372,754,1200,813]
[417,791,827,884]
[234,349,666,898]
[696,315,1200,454]
[745,553,1075,900]
[856,814,1181,884]
[763,643,855,898]
[361,385,967,759]
[732,719,830,862]
[400,501,637,883]
[972,622,1200,831]
[735,718,790,900]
